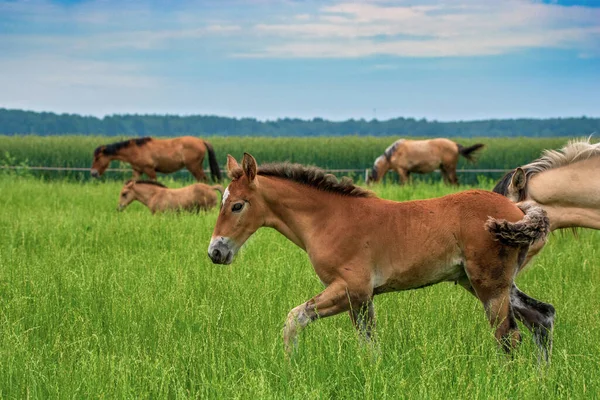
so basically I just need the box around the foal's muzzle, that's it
[208,237,236,265]
[90,169,100,178]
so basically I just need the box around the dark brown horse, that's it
[367,138,484,185]
[208,153,554,360]
[91,136,222,182]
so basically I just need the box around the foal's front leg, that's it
[284,280,354,354]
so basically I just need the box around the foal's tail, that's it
[211,185,224,195]
[485,202,550,246]
[457,143,485,162]
[204,141,223,182]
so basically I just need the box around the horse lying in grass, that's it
[208,153,554,360]
[493,137,600,266]
[91,136,222,182]
[118,180,224,214]
[367,138,484,185]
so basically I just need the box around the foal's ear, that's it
[511,167,526,190]
[242,153,257,183]
[226,155,243,179]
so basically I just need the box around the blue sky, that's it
[0,0,599,121]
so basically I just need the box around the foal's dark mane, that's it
[126,179,167,188]
[258,163,374,198]
[94,137,152,157]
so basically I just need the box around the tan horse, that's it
[367,138,484,185]
[208,153,554,360]
[494,137,600,231]
[118,180,223,214]
[91,136,222,182]
[493,138,600,267]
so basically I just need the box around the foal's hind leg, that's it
[464,262,521,353]
[482,289,520,353]
[510,284,555,362]
[348,299,375,341]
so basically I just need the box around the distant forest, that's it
[1,108,599,137]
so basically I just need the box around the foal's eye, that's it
[231,203,244,212]
[121,193,126,197]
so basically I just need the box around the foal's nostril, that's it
[212,248,221,261]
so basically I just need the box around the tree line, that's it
[1,108,598,137]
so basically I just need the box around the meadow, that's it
[1,174,599,399]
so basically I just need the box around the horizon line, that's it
[1,107,598,124]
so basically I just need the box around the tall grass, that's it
[1,175,599,398]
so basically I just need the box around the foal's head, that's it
[208,153,265,265]
[117,180,137,211]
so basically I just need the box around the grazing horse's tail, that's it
[485,202,550,246]
[203,141,222,182]
[211,185,224,195]
[457,143,485,162]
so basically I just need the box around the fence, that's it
[0,165,510,182]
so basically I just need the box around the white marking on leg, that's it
[283,304,313,353]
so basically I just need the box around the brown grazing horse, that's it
[91,136,222,182]
[118,180,223,214]
[367,138,484,185]
[208,153,554,360]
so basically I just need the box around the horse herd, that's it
[92,136,483,213]
[91,135,600,361]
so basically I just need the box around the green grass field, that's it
[1,175,599,399]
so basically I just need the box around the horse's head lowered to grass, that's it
[91,146,111,178]
[91,138,152,178]
[366,154,389,184]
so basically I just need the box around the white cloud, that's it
[242,1,600,58]
[1,0,599,119]
[3,0,598,59]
